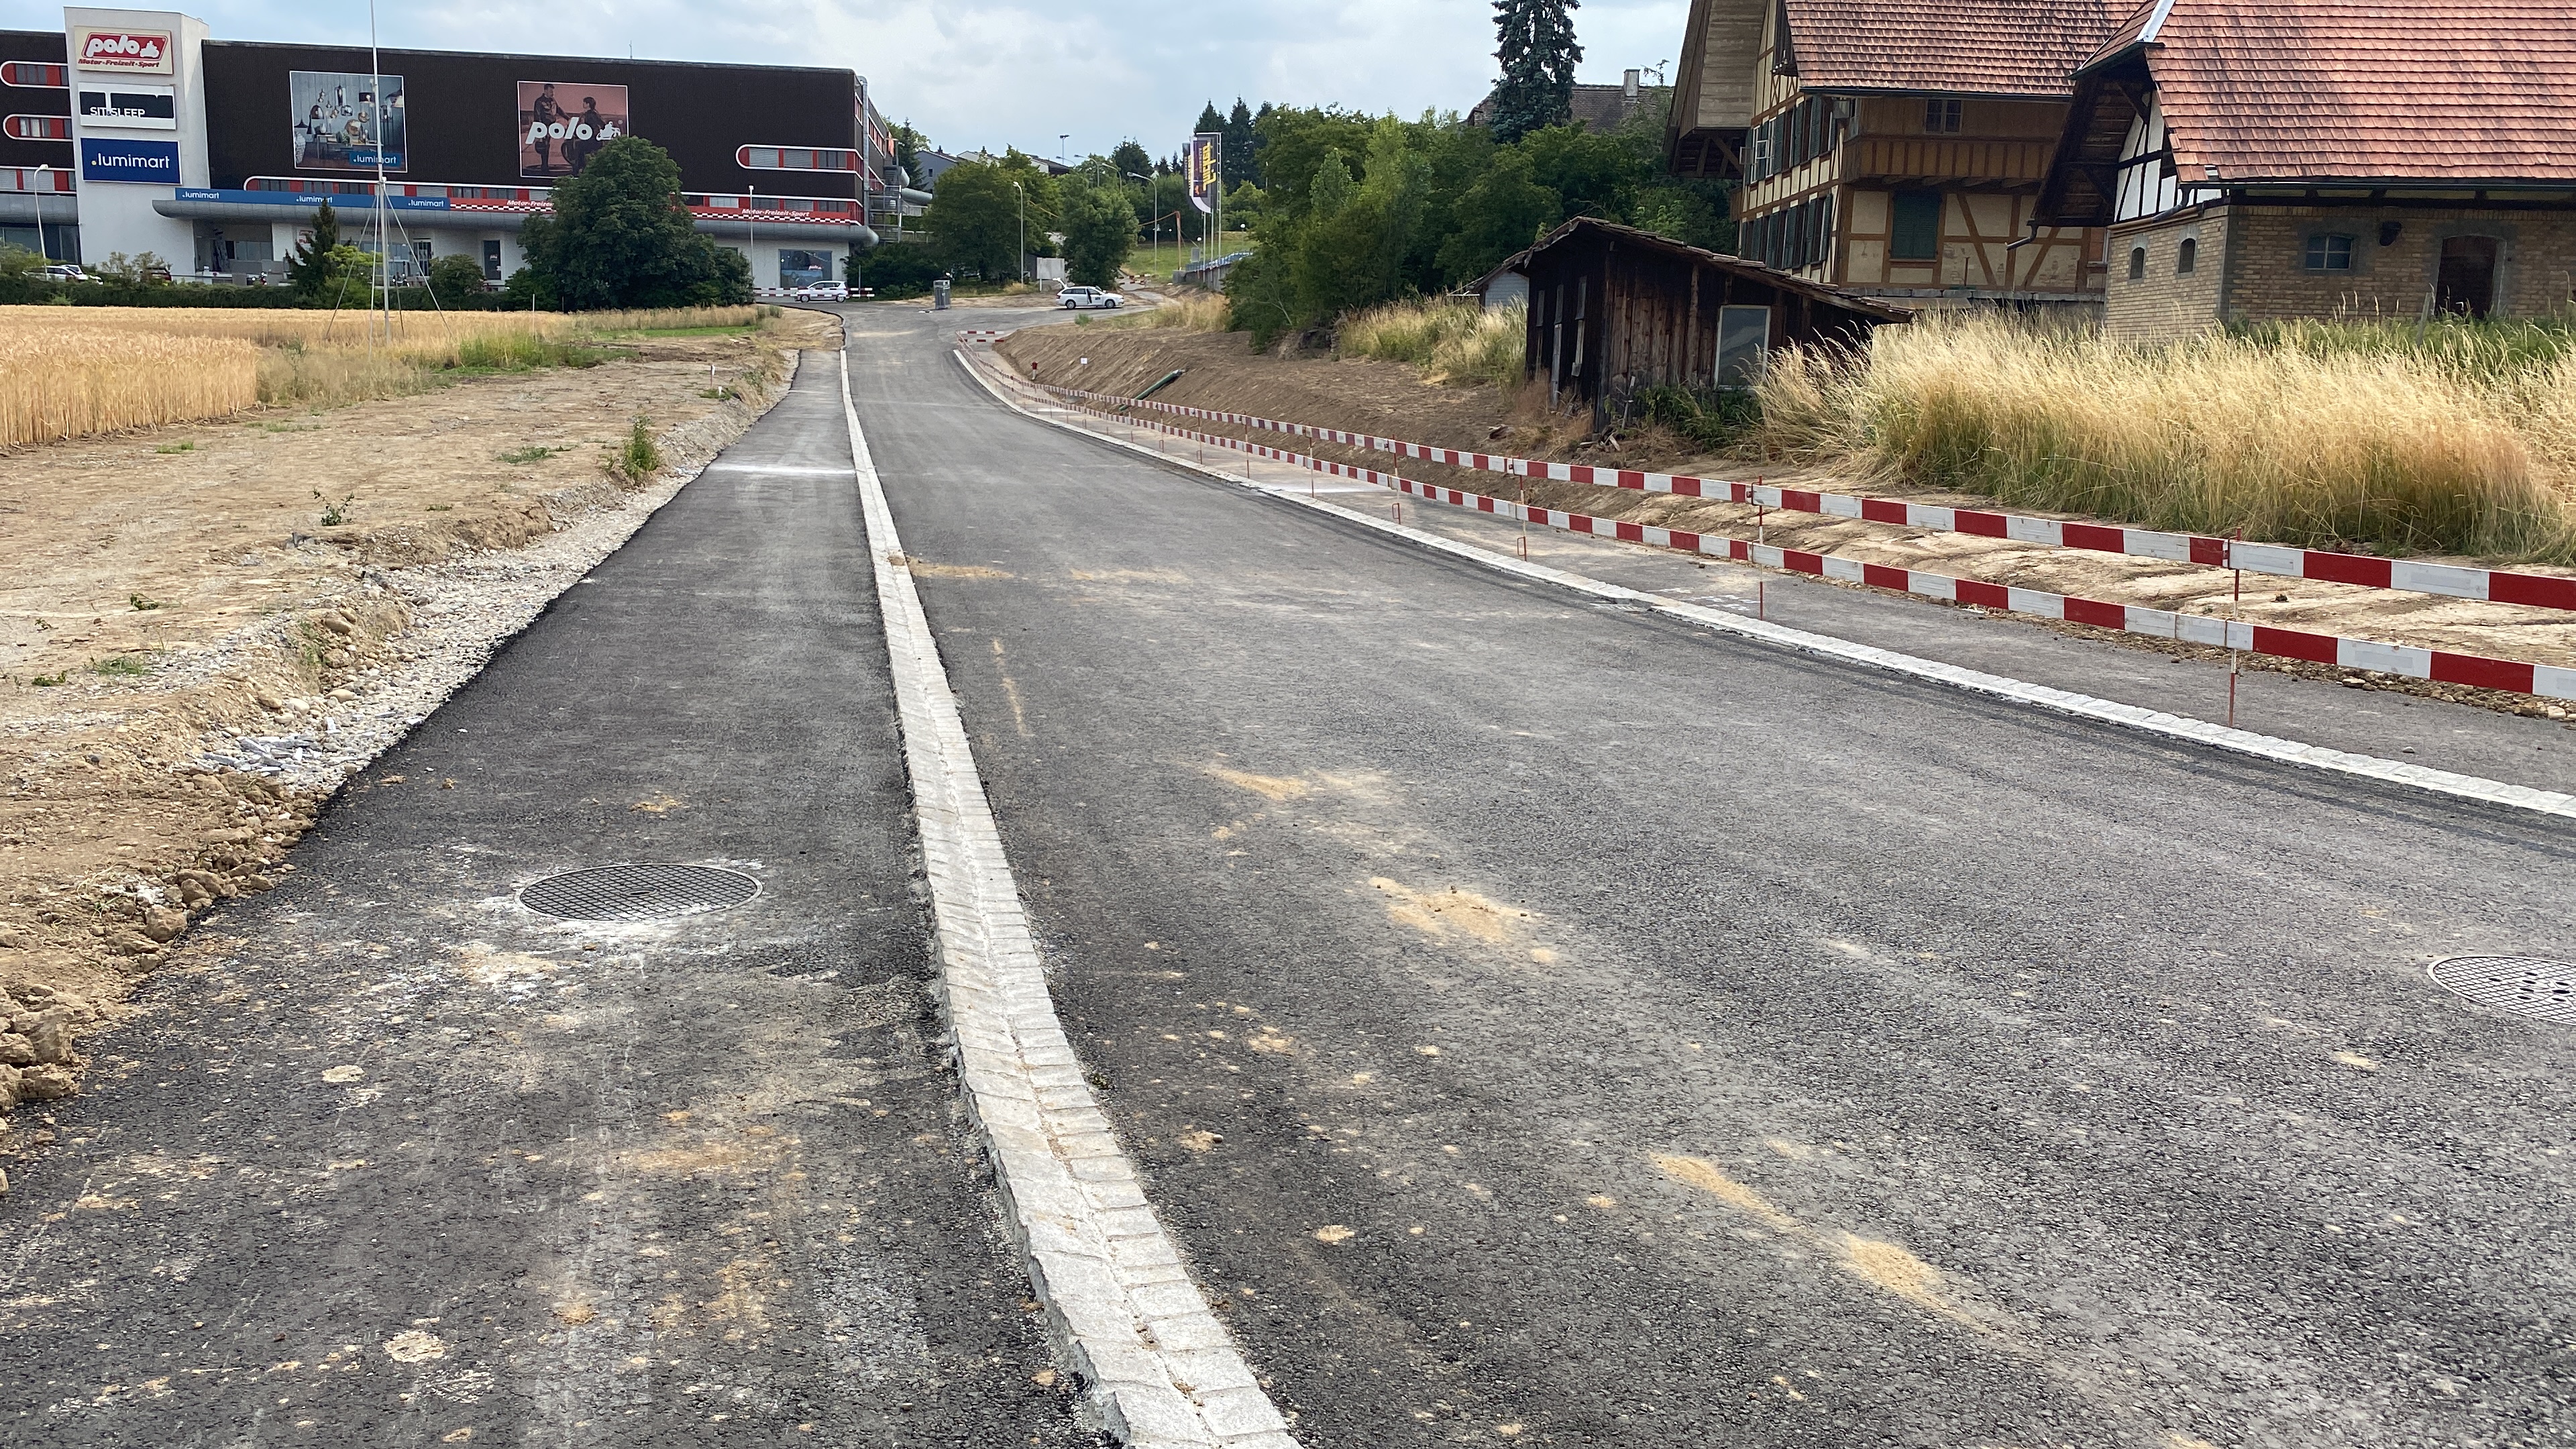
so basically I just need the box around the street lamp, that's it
[1124,171,1159,274]
[1012,178,1024,288]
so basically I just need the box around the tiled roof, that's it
[2107,0,2576,182]
[1783,0,2122,98]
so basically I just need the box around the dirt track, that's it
[0,312,840,1123]
[997,321,2576,694]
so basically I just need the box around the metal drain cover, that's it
[2428,956,2576,1025]
[519,864,760,922]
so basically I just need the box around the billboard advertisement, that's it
[290,70,406,172]
[1187,131,1220,215]
[517,80,628,179]
[74,29,173,74]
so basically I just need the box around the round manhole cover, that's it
[519,864,760,922]
[2428,956,2576,1026]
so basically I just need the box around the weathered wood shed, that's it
[1519,217,1908,414]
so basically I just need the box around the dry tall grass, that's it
[1107,292,1231,332]
[1758,313,2576,560]
[1,329,260,445]
[0,304,760,445]
[1338,298,1525,388]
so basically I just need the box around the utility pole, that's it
[368,0,391,346]
[1124,172,1156,272]
[749,184,757,292]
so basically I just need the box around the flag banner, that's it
[1187,131,1221,215]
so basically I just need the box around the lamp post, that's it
[748,184,757,293]
[1012,178,1024,287]
[1124,172,1157,274]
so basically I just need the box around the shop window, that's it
[2127,245,2146,280]
[2176,237,2196,275]
[2303,233,2355,272]
[1890,190,1942,261]
[482,239,502,280]
[780,248,833,286]
[1925,98,1962,134]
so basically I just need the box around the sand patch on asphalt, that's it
[1207,767,1309,802]
[1369,877,1534,948]
[898,559,1014,579]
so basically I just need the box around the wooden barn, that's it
[1519,218,1908,414]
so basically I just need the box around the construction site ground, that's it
[0,310,840,1116]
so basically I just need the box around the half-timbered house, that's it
[2037,0,2576,342]
[1667,0,2118,309]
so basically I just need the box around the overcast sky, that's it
[2,0,1688,161]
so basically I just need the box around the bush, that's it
[857,242,944,300]
[426,254,488,307]
[1338,299,1524,388]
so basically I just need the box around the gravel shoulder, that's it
[0,311,839,1136]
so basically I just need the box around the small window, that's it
[2176,237,2196,274]
[2304,233,2355,272]
[1890,190,1942,261]
[1717,305,1772,384]
[1925,98,1962,134]
[2127,245,2146,280]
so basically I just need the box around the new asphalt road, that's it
[856,305,2574,1448]
[5,307,2571,1449]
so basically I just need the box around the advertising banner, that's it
[517,81,628,180]
[290,70,406,172]
[74,29,173,74]
[77,84,177,129]
[1186,131,1220,215]
[81,136,180,183]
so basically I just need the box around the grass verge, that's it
[1756,313,2576,561]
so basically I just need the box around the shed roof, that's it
[2084,0,2576,183]
[1524,218,1915,321]
[1781,0,2121,99]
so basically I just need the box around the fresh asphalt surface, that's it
[857,305,2575,1448]
[0,359,1095,1446]
[3,307,2571,1449]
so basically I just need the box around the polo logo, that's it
[75,30,174,73]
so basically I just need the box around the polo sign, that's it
[81,136,180,183]
[74,29,174,74]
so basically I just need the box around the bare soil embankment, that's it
[996,322,2576,709]
[0,311,841,1141]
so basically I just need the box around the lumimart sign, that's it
[80,137,180,182]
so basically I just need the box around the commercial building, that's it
[1,7,918,289]
[2035,0,2576,343]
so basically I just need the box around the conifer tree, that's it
[1490,0,1582,144]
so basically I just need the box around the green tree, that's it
[1521,123,1651,221]
[519,137,747,309]
[925,161,1014,278]
[1437,146,1560,280]
[892,121,930,181]
[286,200,346,299]
[1059,182,1136,288]
[1490,0,1582,144]
[1224,99,1259,184]
[1110,139,1151,178]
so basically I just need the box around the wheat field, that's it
[0,305,760,445]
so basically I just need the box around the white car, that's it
[43,263,89,282]
[1058,286,1123,310]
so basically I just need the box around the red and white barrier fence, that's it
[955,329,1012,342]
[1030,381,2576,704]
[1037,382,2576,614]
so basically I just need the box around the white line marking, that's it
[844,351,1300,1448]
[957,349,2576,822]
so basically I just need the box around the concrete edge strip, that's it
[839,351,1301,1449]
[953,347,2576,823]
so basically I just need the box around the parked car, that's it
[1058,285,1123,310]
[42,263,89,282]
[790,282,849,301]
